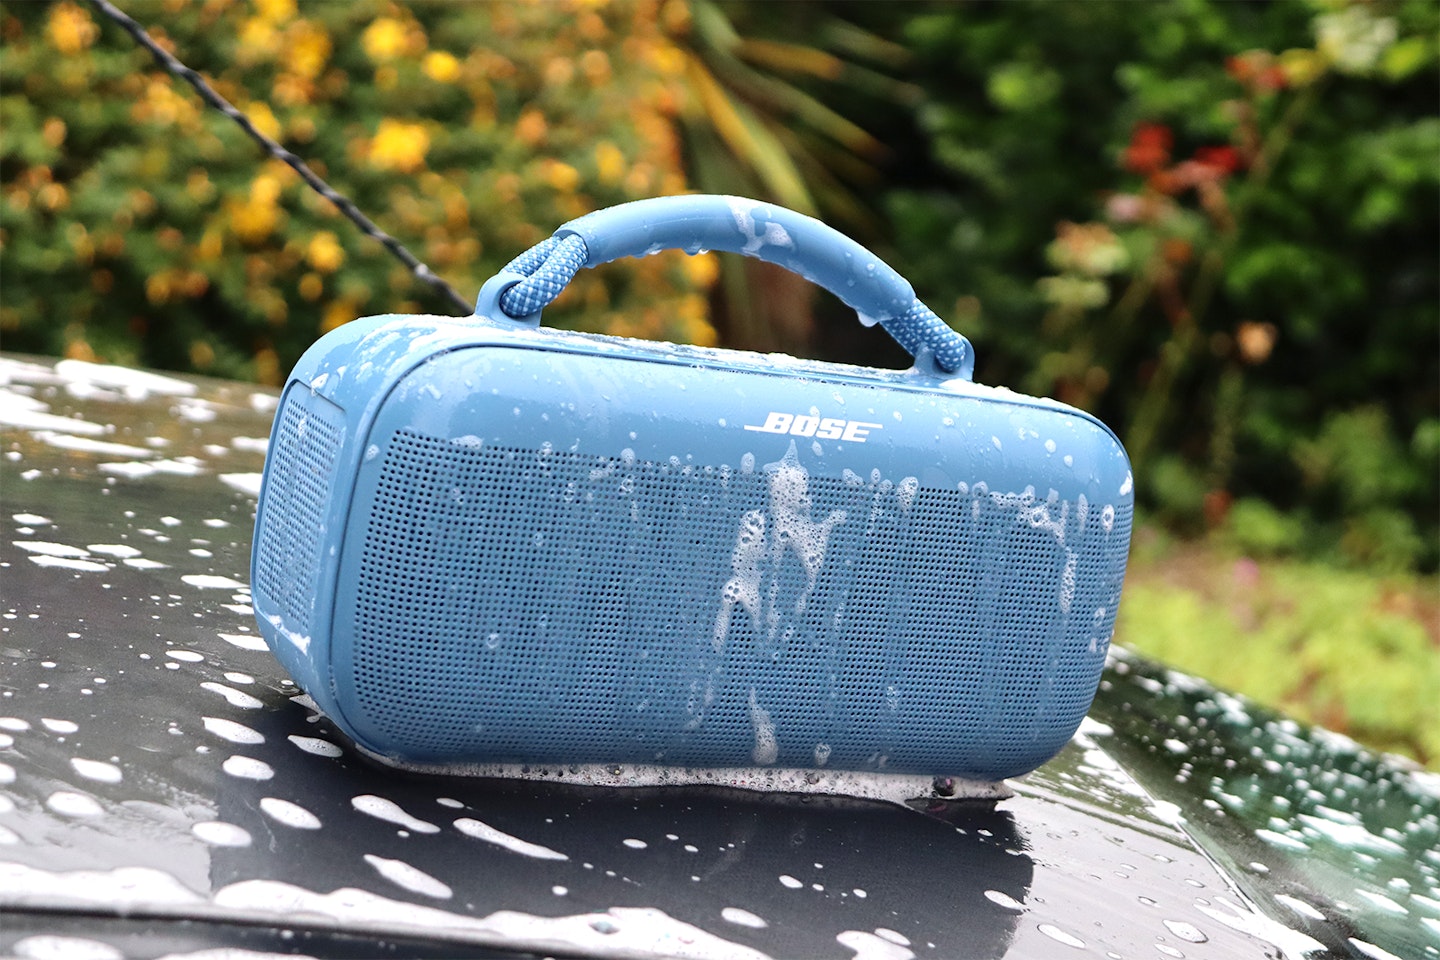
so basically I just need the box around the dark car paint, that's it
[1,354,1436,960]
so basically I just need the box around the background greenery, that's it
[2,0,1435,764]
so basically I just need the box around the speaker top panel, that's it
[300,315,1132,510]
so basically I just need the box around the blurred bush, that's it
[2,0,1436,574]
[1118,552,1440,765]
[0,0,719,382]
[857,0,1439,571]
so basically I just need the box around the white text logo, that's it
[743,412,883,443]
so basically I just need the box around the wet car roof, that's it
[1,353,1436,960]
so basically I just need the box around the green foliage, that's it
[1118,551,1440,766]
[1225,497,1305,558]
[851,0,1439,571]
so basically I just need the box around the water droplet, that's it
[287,735,342,758]
[192,821,252,847]
[984,890,1024,911]
[1037,923,1085,948]
[70,758,122,784]
[1164,919,1209,943]
[46,791,103,817]
[260,796,321,829]
[721,906,768,929]
[222,756,274,781]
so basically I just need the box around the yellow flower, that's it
[230,202,279,243]
[515,108,547,147]
[543,160,581,193]
[543,57,575,88]
[245,102,282,141]
[682,315,719,348]
[287,21,332,80]
[362,18,407,62]
[423,51,461,84]
[298,272,324,301]
[321,300,356,333]
[272,73,313,107]
[229,175,283,243]
[189,340,215,370]
[238,17,277,59]
[369,119,430,173]
[41,118,67,149]
[47,2,98,55]
[683,252,719,288]
[306,231,345,273]
[254,347,281,387]
[145,271,173,306]
[65,337,98,363]
[580,50,612,86]
[661,0,691,35]
[594,141,625,185]
[648,42,686,77]
[136,78,198,128]
[38,183,69,211]
[624,163,653,196]
[254,0,296,24]
[197,229,224,261]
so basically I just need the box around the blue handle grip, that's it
[476,195,974,378]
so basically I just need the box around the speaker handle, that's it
[473,195,975,379]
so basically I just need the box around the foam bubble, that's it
[191,821,252,847]
[364,854,452,900]
[70,758,122,784]
[453,818,569,861]
[259,796,321,829]
[352,795,440,834]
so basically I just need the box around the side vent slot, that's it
[254,385,345,637]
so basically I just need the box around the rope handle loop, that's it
[477,196,975,379]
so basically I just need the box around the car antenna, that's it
[86,0,474,317]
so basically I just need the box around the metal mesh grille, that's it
[254,389,344,635]
[352,431,1130,777]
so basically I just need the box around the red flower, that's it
[1225,50,1286,93]
[1123,122,1173,175]
[1193,145,1242,176]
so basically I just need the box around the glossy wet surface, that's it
[2,354,1437,959]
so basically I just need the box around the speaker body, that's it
[252,312,1131,782]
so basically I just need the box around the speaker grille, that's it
[254,389,344,636]
[352,431,1130,777]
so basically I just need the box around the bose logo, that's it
[743,412,884,443]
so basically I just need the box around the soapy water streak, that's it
[713,443,847,654]
[700,445,1117,768]
[711,442,847,763]
[727,197,795,256]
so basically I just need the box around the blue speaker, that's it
[251,196,1132,783]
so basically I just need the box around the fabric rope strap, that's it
[499,235,591,318]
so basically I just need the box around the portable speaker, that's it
[251,196,1132,784]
